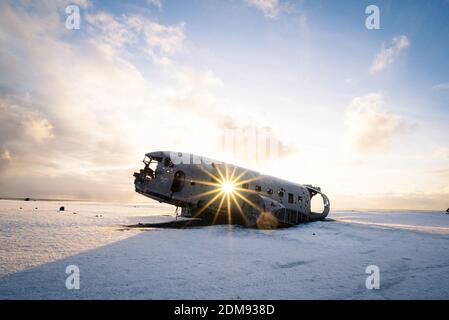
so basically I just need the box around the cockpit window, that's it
[142,156,161,180]
[149,161,158,173]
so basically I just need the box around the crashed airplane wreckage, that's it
[133,151,330,229]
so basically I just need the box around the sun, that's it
[188,163,263,226]
[221,181,235,193]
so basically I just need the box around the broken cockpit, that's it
[134,154,175,182]
[134,155,157,182]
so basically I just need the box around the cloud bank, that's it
[0,1,292,200]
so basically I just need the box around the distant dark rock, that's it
[446,208,449,213]
[59,206,65,212]
[313,233,316,236]
[24,198,30,201]
[73,212,77,215]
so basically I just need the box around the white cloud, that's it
[147,0,162,9]
[85,12,138,48]
[245,0,281,18]
[175,67,223,92]
[85,13,185,64]
[143,20,185,56]
[0,96,54,146]
[370,35,410,74]
[345,92,403,152]
[1,149,11,161]
[432,82,449,90]
[22,117,55,143]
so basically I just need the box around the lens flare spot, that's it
[222,182,235,193]
[256,211,279,229]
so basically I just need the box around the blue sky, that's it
[0,0,448,209]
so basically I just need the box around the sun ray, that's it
[191,190,224,219]
[226,192,232,224]
[233,187,259,194]
[231,169,247,184]
[199,166,221,183]
[225,163,230,181]
[234,175,262,187]
[215,164,226,183]
[212,194,226,225]
[191,179,222,188]
[230,192,249,225]
[185,162,265,227]
[229,165,237,183]
[190,188,222,199]
[234,190,262,212]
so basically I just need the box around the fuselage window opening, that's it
[288,193,294,204]
[278,189,284,198]
[171,170,185,193]
[242,183,249,189]
[164,157,174,168]
[267,188,273,195]
[255,185,262,192]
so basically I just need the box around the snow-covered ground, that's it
[1,199,449,299]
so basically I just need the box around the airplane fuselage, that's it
[134,151,330,228]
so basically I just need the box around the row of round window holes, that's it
[189,180,305,202]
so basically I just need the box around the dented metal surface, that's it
[134,151,330,228]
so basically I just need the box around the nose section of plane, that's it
[133,160,155,194]
[133,154,177,202]
[133,169,147,194]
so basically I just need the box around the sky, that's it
[0,0,448,210]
